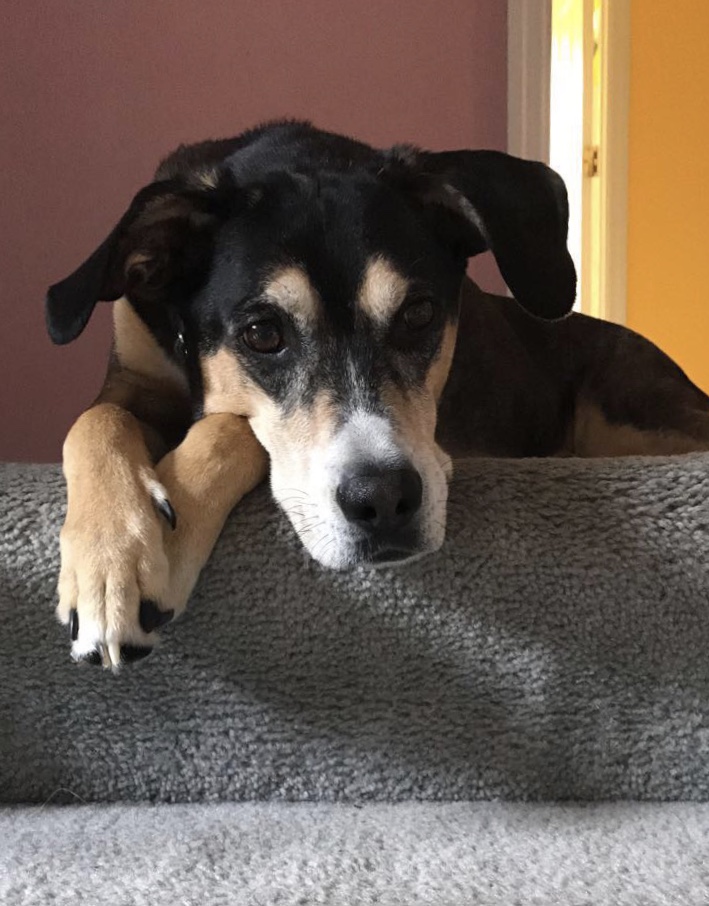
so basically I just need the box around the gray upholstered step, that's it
[2,802,709,905]
[2,458,709,803]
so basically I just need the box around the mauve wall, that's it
[0,1,507,462]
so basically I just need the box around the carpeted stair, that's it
[1,458,709,903]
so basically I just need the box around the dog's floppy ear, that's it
[46,174,233,345]
[387,148,577,320]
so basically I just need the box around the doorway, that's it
[508,0,629,322]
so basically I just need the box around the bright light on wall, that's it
[550,0,585,311]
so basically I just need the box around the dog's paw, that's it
[56,464,177,670]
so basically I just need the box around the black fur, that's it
[46,120,576,426]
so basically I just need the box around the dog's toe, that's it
[153,495,177,530]
[69,609,79,641]
[147,481,177,530]
[120,645,153,664]
[138,599,174,633]
[77,650,102,667]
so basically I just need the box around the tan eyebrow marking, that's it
[263,265,321,325]
[195,167,219,189]
[357,255,410,324]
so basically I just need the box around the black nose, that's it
[336,467,423,531]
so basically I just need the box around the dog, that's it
[46,120,709,670]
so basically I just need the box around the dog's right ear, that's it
[382,147,576,320]
[46,173,234,345]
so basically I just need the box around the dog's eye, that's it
[402,299,435,331]
[242,320,284,354]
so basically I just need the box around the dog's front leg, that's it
[57,405,267,669]
[57,402,176,667]
[155,413,268,616]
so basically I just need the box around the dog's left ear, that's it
[387,148,577,320]
[45,173,235,345]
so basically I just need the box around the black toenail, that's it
[69,609,79,641]
[121,645,153,663]
[139,599,174,633]
[154,497,177,530]
[79,650,102,666]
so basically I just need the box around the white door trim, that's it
[596,0,630,324]
[507,0,552,163]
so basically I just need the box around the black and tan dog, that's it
[46,120,709,669]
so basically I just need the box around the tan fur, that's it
[262,390,337,463]
[380,320,457,444]
[201,347,274,416]
[58,403,173,666]
[58,393,267,669]
[156,414,268,612]
[264,265,321,325]
[203,341,338,453]
[306,391,338,443]
[195,167,219,189]
[428,321,458,403]
[113,298,187,390]
[89,299,192,459]
[381,382,436,451]
[357,256,410,324]
[574,402,709,456]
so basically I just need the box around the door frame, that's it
[507,0,552,164]
[507,0,630,323]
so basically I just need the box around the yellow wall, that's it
[627,0,709,391]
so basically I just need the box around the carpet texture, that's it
[2,802,709,905]
[2,457,709,804]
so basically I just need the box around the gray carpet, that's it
[2,457,709,804]
[2,801,709,905]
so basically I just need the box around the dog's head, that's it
[47,122,575,569]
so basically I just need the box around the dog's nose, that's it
[336,466,423,531]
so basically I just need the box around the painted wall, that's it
[0,0,507,462]
[627,0,709,391]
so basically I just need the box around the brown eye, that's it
[402,299,435,330]
[242,320,284,354]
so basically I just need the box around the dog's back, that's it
[439,278,709,457]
